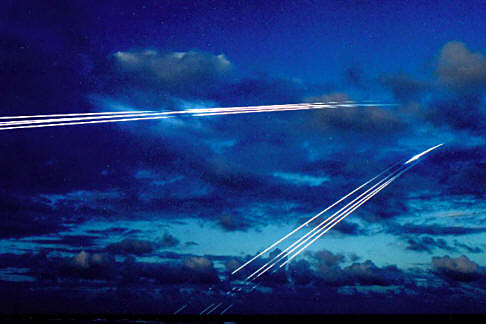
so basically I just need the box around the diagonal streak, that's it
[280,163,413,267]
[231,162,400,276]
[199,303,215,315]
[247,164,404,280]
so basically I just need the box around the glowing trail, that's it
[241,144,443,279]
[0,110,155,120]
[231,162,400,275]
[280,164,413,266]
[205,302,223,315]
[173,304,187,315]
[247,164,403,280]
[176,144,442,315]
[0,101,397,131]
[0,111,176,127]
[199,303,215,315]
[220,303,234,315]
[0,115,170,131]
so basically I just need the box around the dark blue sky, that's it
[1,0,486,315]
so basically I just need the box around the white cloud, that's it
[113,49,232,87]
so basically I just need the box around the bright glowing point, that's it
[405,143,443,164]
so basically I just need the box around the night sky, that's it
[1,0,486,315]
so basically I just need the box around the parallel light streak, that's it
[231,162,400,276]
[205,302,223,315]
[0,110,155,120]
[0,101,396,131]
[247,164,404,280]
[280,164,413,267]
[199,303,215,315]
[195,144,441,315]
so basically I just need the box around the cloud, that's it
[110,49,232,98]
[389,222,486,236]
[306,93,407,138]
[454,241,483,254]
[343,260,404,286]
[301,249,405,287]
[30,235,101,248]
[425,95,485,134]
[183,256,212,272]
[0,190,66,238]
[181,256,220,284]
[405,236,455,254]
[310,249,345,267]
[432,255,484,282]
[216,214,251,232]
[379,74,428,102]
[159,233,179,248]
[344,66,366,89]
[436,41,486,91]
[114,50,231,78]
[106,238,154,255]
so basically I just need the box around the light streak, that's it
[247,164,404,280]
[205,302,223,315]
[231,162,400,275]
[280,164,413,266]
[220,303,234,315]
[0,101,396,131]
[0,115,170,131]
[199,303,215,315]
[192,144,442,314]
[173,304,187,314]
[0,111,175,127]
[405,143,443,164]
[0,110,155,120]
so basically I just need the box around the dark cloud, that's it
[0,249,220,286]
[103,234,178,256]
[422,144,486,196]
[344,66,366,89]
[454,241,483,254]
[297,249,406,287]
[379,74,428,102]
[87,227,142,236]
[344,260,405,286]
[425,95,485,134]
[184,241,198,247]
[432,255,484,282]
[405,236,455,254]
[216,214,251,232]
[0,190,65,238]
[159,233,179,248]
[310,249,345,267]
[331,220,365,236]
[390,223,486,236]
[106,239,154,256]
[30,235,101,248]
